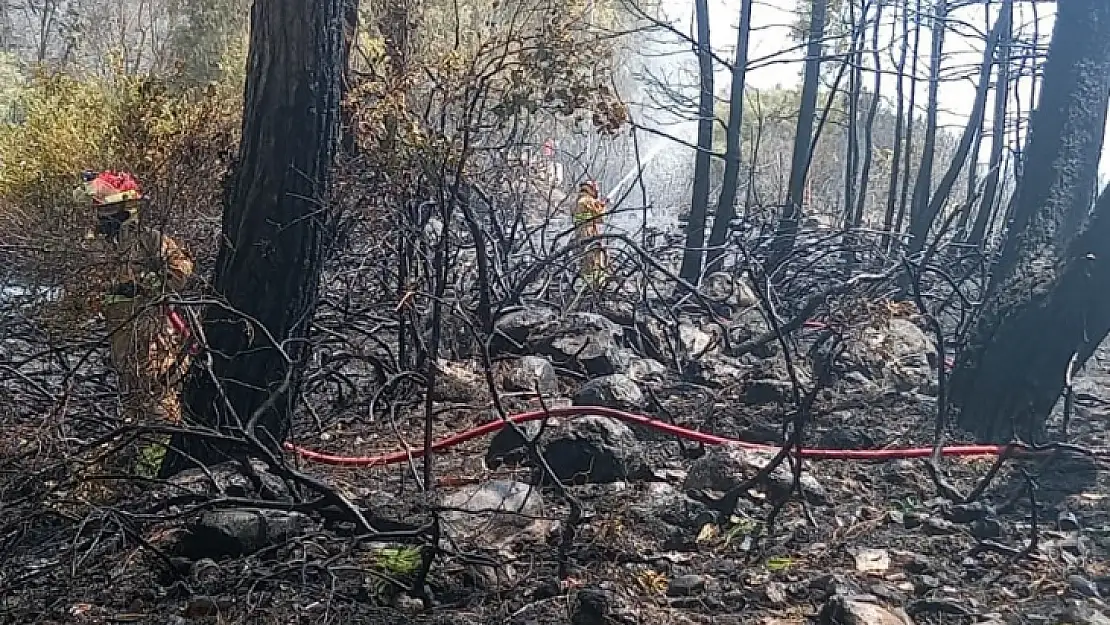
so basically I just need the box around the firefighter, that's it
[75,170,195,432]
[574,179,608,287]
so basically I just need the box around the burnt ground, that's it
[3,327,1110,625]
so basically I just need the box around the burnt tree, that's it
[768,0,826,268]
[703,0,753,275]
[678,0,714,284]
[949,0,1110,443]
[161,0,344,475]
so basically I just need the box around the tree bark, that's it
[908,12,999,255]
[881,0,910,247]
[704,0,753,275]
[906,0,945,252]
[768,0,826,268]
[950,0,1110,443]
[161,0,344,475]
[852,1,884,231]
[966,1,1011,246]
[678,0,715,284]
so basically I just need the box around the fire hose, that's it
[165,309,1000,467]
[281,405,1037,468]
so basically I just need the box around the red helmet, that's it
[74,170,144,207]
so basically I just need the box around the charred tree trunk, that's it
[842,0,862,231]
[340,0,360,155]
[882,0,910,247]
[906,0,945,252]
[966,0,1011,246]
[678,0,715,284]
[768,0,826,268]
[892,0,924,246]
[161,0,344,475]
[949,0,1110,443]
[704,0,753,275]
[852,1,884,231]
[908,13,999,256]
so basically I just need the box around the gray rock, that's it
[841,318,936,392]
[684,446,827,503]
[626,357,668,383]
[440,480,546,543]
[687,353,748,388]
[485,415,648,484]
[677,322,716,357]
[168,459,291,501]
[486,421,544,469]
[492,306,560,352]
[574,374,644,411]
[667,574,707,596]
[818,596,914,625]
[499,356,558,394]
[184,509,309,558]
[744,378,795,404]
[542,416,647,484]
[572,586,615,625]
[1068,575,1102,599]
[544,312,627,375]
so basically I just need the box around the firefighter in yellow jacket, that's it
[75,170,195,428]
[574,180,608,287]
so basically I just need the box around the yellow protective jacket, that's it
[96,223,194,324]
[574,191,605,235]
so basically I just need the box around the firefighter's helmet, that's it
[74,170,145,226]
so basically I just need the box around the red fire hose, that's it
[283,321,980,467]
[282,405,1028,468]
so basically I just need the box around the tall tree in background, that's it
[769,0,827,267]
[905,0,945,253]
[949,0,1110,443]
[161,0,344,475]
[966,0,1012,246]
[908,8,1000,255]
[704,0,753,275]
[678,0,714,284]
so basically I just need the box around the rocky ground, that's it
[4,290,1110,625]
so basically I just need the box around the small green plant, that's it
[366,546,423,603]
[133,438,169,479]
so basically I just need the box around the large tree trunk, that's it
[768,0,826,268]
[703,0,753,275]
[161,0,344,475]
[678,0,714,285]
[949,0,1110,443]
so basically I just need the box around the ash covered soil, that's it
[4,303,1110,625]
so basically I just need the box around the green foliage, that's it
[0,62,242,335]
